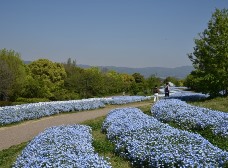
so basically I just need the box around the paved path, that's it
[0,101,152,150]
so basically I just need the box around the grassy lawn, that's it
[190,96,228,113]
[0,142,28,168]
[0,97,227,167]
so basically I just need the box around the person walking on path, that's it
[153,85,159,102]
[165,82,170,97]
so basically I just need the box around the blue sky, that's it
[0,0,227,68]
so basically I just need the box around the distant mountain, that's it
[78,65,194,79]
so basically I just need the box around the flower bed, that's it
[152,99,228,137]
[99,96,151,105]
[0,99,105,126]
[102,107,228,167]
[13,125,111,168]
[167,91,209,101]
[0,96,151,126]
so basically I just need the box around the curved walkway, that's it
[0,101,152,150]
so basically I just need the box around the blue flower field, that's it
[0,96,150,126]
[102,107,228,167]
[152,99,228,138]
[3,89,227,167]
[13,125,112,168]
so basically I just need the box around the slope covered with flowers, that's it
[13,125,112,168]
[0,96,151,126]
[152,99,228,137]
[102,107,228,167]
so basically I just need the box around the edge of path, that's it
[0,101,153,151]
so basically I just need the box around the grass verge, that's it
[190,96,228,113]
[0,142,28,168]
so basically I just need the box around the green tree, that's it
[146,75,161,94]
[77,67,105,98]
[163,76,182,86]
[0,48,27,100]
[63,61,83,99]
[104,70,124,94]
[132,73,146,95]
[28,59,67,99]
[0,60,13,100]
[120,73,135,94]
[184,72,201,91]
[188,8,228,97]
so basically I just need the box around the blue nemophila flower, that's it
[13,125,112,168]
[99,96,151,105]
[103,107,228,167]
[0,99,105,125]
[152,99,228,137]
[167,91,209,101]
[0,96,151,126]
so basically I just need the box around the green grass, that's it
[82,117,131,168]
[0,142,28,168]
[1,97,228,167]
[190,96,228,113]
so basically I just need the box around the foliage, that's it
[164,76,182,86]
[15,97,50,103]
[0,48,27,101]
[146,74,161,93]
[21,75,44,98]
[0,53,184,101]
[188,8,228,97]
[131,72,148,95]
[28,59,67,99]
[120,73,135,93]
[0,101,13,107]
[63,60,85,99]
[83,67,105,97]
[0,60,13,101]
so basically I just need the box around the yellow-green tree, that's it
[28,59,67,99]
[120,73,135,94]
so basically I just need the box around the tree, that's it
[120,73,135,93]
[0,48,27,100]
[85,67,105,97]
[63,61,83,99]
[163,76,182,86]
[146,75,161,91]
[188,8,228,97]
[132,73,146,95]
[66,58,76,66]
[104,70,124,94]
[28,59,67,99]
[0,60,13,100]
